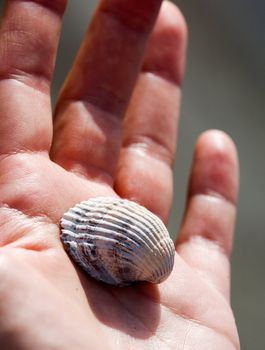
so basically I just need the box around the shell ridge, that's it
[111,204,170,261]
[63,208,164,257]
[62,222,172,282]
[62,237,146,284]
[62,223,142,250]
[85,216,164,257]
[108,205,163,248]
[95,200,167,262]
[111,203,167,243]
[63,239,118,284]
[63,229,156,279]
[60,197,175,286]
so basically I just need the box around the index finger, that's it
[0,0,67,157]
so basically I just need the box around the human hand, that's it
[0,1,240,349]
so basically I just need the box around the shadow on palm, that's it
[80,275,162,339]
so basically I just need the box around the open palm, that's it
[0,1,240,349]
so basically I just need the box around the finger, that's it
[114,1,187,222]
[51,0,163,183]
[0,0,67,156]
[176,130,239,300]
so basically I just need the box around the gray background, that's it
[1,0,264,349]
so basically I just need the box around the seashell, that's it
[60,197,175,287]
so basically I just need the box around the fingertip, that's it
[195,129,238,161]
[190,129,239,205]
[99,0,162,32]
[143,0,188,84]
[159,1,188,38]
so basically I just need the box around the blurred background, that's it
[1,0,263,348]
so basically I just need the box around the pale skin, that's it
[0,0,240,349]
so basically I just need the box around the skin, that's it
[0,0,240,349]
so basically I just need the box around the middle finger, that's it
[51,0,163,184]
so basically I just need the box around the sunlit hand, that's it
[0,1,240,349]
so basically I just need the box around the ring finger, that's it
[114,1,187,221]
[0,0,67,156]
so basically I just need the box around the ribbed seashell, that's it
[60,197,175,286]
